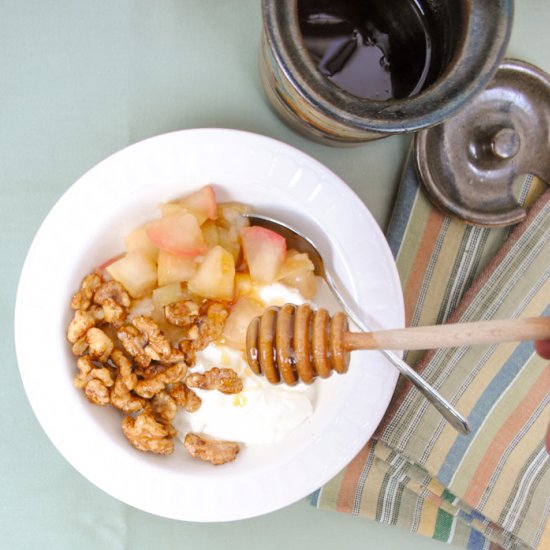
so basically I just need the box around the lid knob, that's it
[490,128,520,159]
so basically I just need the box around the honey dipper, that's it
[246,304,550,386]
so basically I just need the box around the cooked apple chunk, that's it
[188,245,235,300]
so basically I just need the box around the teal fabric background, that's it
[2,2,549,549]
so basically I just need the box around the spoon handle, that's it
[344,317,550,351]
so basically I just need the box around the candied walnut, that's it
[165,300,199,327]
[186,367,243,395]
[178,339,197,365]
[110,376,145,413]
[178,302,229,362]
[199,302,229,345]
[110,349,137,390]
[117,325,150,368]
[109,350,143,412]
[85,378,111,405]
[133,362,187,399]
[132,316,174,361]
[70,273,103,310]
[183,433,240,465]
[89,367,114,388]
[170,383,201,413]
[72,337,88,356]
[151,392,177,424]
[93,280,131,308]
[87,305,105,324]
[122,413,174,455]
[74,356,114,390]
[86,327,114,362]
[74,356,94,388]
[101,297,126,326]
[67,310,96,343]
[118,317,184,368]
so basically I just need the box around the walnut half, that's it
[186,367,243,395]
[122,412,174,455]
[183,433,240,465]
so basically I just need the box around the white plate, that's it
[15,129,403,521]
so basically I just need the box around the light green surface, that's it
[2,2,549,549]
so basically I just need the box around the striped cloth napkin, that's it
[313,149,550,550]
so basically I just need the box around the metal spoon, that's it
[244,213,471,435]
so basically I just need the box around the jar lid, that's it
[415,59,550,226]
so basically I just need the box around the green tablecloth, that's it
[2,2,549,549]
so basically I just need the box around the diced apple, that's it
[159,202,183,218]
[152,283,192,307]
[240,226,286,284]
[217,226,241,263]
[234,272,253,298]
[223,295,264,350]
[217,203,250,242]
[217,202,251,227]
[146,210,206,257]
[188,245,235,300]
[106,251,157,298]
[201,219,219,249]
[97,254,124,272]
[180,184,217,222]
[276,250,317,298]
[124,224,159,262]
[276,249,314,280]
[280,270,318,299]
[157,250,197,286]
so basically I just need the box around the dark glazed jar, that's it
[259,0,514,145]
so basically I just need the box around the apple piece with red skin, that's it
[240,226,287,284]
[97,253,124,272]
[146,210,207,257]
[124,224,159,262]
[180,184,217,223]
[188,245,235,301]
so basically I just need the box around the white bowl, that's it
[14,129,404,521]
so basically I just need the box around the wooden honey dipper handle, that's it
[344,317,550,352]
[246,304,550,386]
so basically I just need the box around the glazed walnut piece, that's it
[70,273,103,311]
[170,382,201,413]
[151,391,178,424]
[117,316,184,369]
[132,316,173,360]
[74,356,114,405]
[67,310,96,344]
[183,433,240,465]
[186,367,243,395]
[179,301,229,363]
[86,327,114,362]
[116,325,150,368]
[133,361,188,399]
[85,378,111,406]
[164,300,200,327]
[122,412,174,455]
[109,350,144,413]
[94,279,131,308]
[110,349,137,390]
